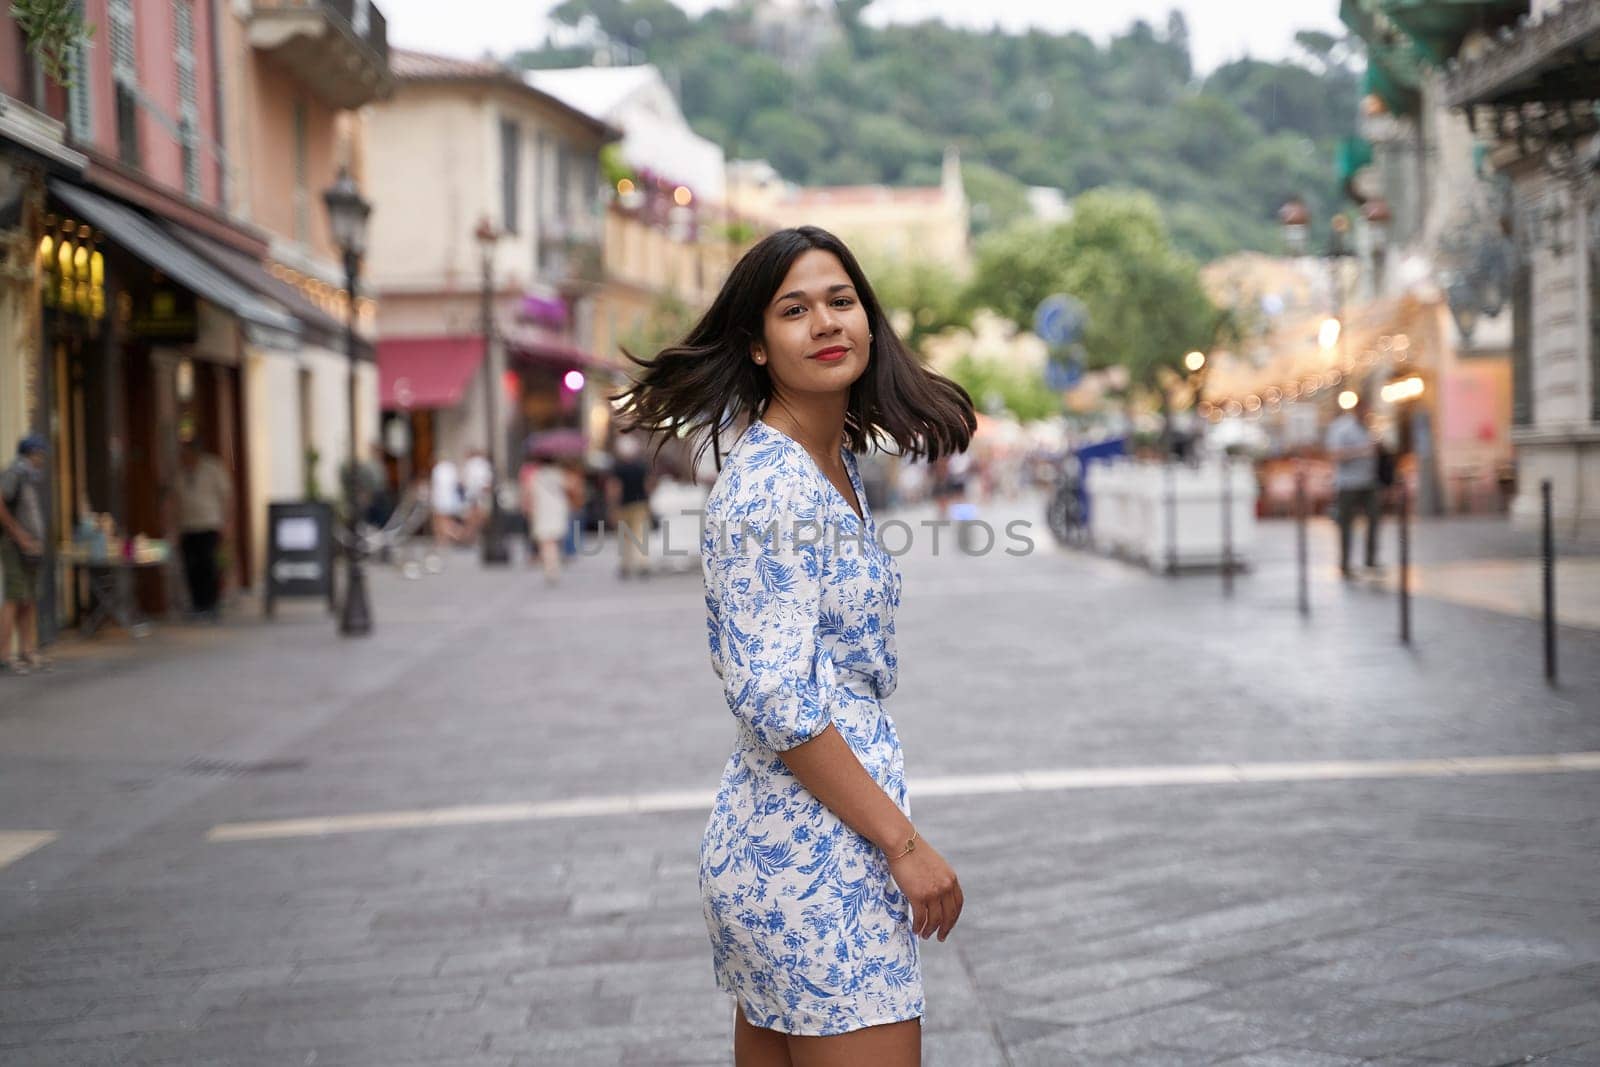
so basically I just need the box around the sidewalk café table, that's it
[57,541,169,638]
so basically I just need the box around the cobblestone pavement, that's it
[2,494,1599,1066]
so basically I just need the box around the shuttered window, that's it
[109,0,139,166]
[175,0,200,197]
[500,117,521,234]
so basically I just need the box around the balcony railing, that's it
[249,0,392,109]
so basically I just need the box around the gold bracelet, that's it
[889,830,918,861]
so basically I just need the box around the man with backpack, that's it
[0,435,49,675]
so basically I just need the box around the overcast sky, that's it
[379,0,1345,76]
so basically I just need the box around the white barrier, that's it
[1085,459,1258,571]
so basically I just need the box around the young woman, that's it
[612,226,976,1066]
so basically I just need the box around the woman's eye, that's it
[782,306,804,316]
[833,298,854,308]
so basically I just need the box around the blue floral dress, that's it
[699,418,921,1036]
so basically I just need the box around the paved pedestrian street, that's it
[3,498,1600,1066]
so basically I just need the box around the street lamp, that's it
[1280,198,1357,364]
[323,166,373,637]
[475,217,511,566]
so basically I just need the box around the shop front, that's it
[38,179,300,633]
[376,335,486,496]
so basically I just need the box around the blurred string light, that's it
[1338,390,1360,410]
[1382,376,1425,404]
[562,369,586,392]
[1318,317,1342,351]
[1184,350,1206,372]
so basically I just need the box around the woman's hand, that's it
[888,838,963,942]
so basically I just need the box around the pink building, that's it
[1,2,391,633]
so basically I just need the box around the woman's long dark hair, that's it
[609,226,976,472]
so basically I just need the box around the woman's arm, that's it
[778,724,964,941]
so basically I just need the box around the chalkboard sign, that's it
[265,501,335,616]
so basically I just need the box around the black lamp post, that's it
[476,216,511,566]
[323,166,373,636]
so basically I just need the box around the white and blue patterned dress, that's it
[699,418,921,1036]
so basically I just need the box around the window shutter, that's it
[67,39,93,141]
[109,0,137,82]
[174,0,200,196]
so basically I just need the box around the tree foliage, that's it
[964,190,1218,387]
[945,354,1060,424]
[518,2,1356,263]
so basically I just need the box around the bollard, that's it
[1295,466,1309,617]
[1543,479,1557,685]
[1221,452,1234,597]
[1398,479,1411,646]
[1165,461,1178,576]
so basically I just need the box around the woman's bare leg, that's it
[537,538,561,583]
[734,1005,792,1067]
[787,1017,920,1067]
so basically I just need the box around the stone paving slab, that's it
[1,501,1598,1064]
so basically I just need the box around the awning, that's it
[378,336,484,411]
[48,179,301,350]
[162,223,364,357]
[506,326,621,373]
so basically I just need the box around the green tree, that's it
[865,256,971,356]
[507,7,1357,262]
[962,162,1032,236]
[944,355,1059,423]
[964,189,1219,387]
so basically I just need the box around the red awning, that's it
[378,336,484,411]
[505,326,623,372]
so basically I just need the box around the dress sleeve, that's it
[707,465,837,752]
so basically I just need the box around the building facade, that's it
[364,50,615,489]
[1,0,391,634]
[1444,0,1600,535]
[727,148,971,274]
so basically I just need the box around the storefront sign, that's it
[131,286,198,341]
[265,500,334,616]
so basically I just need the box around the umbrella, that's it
[523,428,586,460]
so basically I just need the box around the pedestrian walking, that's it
[519,453,570,585]
[612,225,976,1064]
[461,447,493,540]
[1326,396,1382,579]
[607,432,656,579]
[175,437,234,621]
[0,435,49,674]
[429,457,469,549]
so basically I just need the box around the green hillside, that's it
[514,1,1360,262]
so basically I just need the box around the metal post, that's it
[1220,451,1234,597]
[339,251,372,636]
[1398,477,1411,646]
[479,244,510,566]
[1164,461,1178,576]
[1542,479,1557,685]
[1296,465,1309,617]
